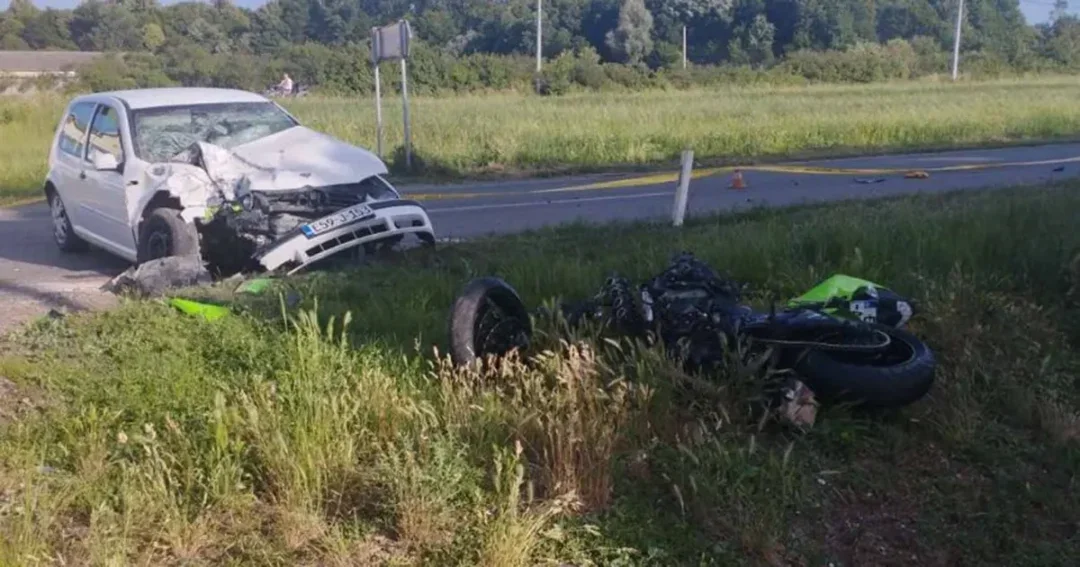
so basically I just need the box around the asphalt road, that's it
[2,141,1079,329]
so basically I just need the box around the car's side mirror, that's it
[92,152,120,172]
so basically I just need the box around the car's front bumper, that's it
[255,199,435,274]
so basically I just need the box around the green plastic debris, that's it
[236,278,273,295]
[168,298,232,321]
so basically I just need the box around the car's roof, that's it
[73,87,270,110]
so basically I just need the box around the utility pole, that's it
[951,0,964,81]
[682,26,687,69]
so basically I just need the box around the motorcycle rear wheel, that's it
[794,325,936,409]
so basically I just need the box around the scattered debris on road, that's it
[904,171,930,179]
[149,272,303,322]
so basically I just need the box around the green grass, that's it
[5,76,1080,206]
[1,182,1078,565]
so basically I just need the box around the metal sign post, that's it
[371,20,413,167]
[373,62,383,156]
[401,57,411,168]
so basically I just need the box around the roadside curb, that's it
[0,196,44,210]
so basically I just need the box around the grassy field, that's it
[4,76,1080,206]
[0,183,1078,565]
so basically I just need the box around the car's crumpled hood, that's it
[131,126,390,224]
[229,126,389,189]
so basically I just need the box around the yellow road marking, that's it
[7,152,1075,210]
[408,168,725,201]
[744,155,1080,175]
[407,154,1080,201]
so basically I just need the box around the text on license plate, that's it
[301,204,375,238]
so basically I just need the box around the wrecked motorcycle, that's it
[447,253,935,409]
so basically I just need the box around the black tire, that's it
[48,189,88,253]
[137,207,199,264]
[794,325,936,409]
[448,277,533,367]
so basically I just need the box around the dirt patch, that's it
[800,442,991,566]
[0,373,48,426]
[0,287,118,338]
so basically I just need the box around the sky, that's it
[0,0,1075,26]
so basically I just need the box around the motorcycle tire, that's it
[794,325,936,409]
[448,277,533,367]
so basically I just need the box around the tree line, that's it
[2,0,1080,95]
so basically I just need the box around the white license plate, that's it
[301,204,375,238]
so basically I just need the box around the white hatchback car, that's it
[45,87,436,275]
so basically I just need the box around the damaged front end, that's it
[197,177,435,275]
[141,141,436,277]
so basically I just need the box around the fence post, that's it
[672,149,694,227]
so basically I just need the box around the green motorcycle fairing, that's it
[788,274,913,328]
[789,274,886,305]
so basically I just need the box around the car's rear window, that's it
[131,101,298,163]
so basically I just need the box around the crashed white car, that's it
[44,87,436,275]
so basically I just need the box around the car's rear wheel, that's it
[137,207,199,263]
[48,189,88,253]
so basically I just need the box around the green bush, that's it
[778,41,925,84]
[66,35,1078,97]
[77,52,176,92]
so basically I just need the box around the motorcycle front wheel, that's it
[794,325,936,409]
[448,277,533,367]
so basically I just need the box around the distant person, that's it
[277,73,294,95]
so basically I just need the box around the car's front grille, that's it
[305,220,390,257]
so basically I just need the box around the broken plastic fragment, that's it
[168,298,232,321]
[778,379,819,429]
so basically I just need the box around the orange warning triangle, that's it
[730,169,746,190]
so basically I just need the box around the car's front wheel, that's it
[136,207,199,264]
[48,189,88,253]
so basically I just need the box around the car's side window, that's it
[57,102,97,159]
[87,105,124,165]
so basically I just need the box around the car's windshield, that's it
[131,101,298,163]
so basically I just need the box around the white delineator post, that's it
[672,149,694,227]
